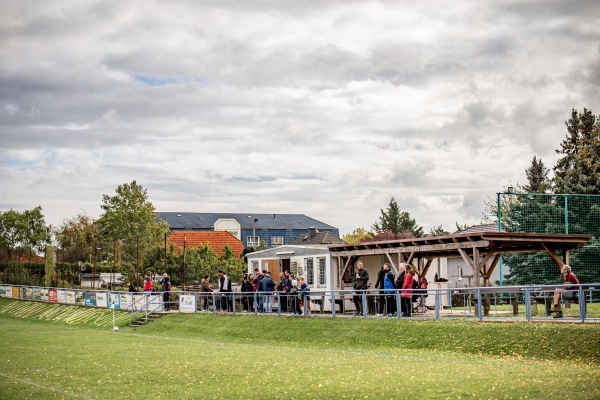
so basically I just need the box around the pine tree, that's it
[554,108,600,194]
[522,156,550,193]
[371,197,424,237]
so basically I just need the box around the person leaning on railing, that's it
[552,265,579,319]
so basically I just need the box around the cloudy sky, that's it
[1,0,599,235]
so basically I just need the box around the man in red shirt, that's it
[552,265,579,318]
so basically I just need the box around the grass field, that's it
[1,298,599,399]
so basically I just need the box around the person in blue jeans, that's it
[382,263,396,316]
[255,270,266,312]
[261,272,276,313]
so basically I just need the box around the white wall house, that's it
[247,245,334,290]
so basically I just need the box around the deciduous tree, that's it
[342,228,373,244]
[97,180,170,275]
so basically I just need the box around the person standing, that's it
[241,273,254,312]
[552,265,580,318]
[218,270,231,312]
[283,270,292,313]
[200,274,213,311]
[416,276,429,312]
[126,281,136,293]
[277,272,287,312]
[143,273,154,293]
[261,272,276,313]
[289,279,302,315]
[159,273,171,311]
[400,263,415,317]
[375,265,386,316]
[299,277,311,314]
[382,263,396,316]
[255,270,266,312]
[352,261,369,316]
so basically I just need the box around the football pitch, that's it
[0,299,599,399]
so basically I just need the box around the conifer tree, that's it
[371,197,424,238]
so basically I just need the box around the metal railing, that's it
[1,283,598,323]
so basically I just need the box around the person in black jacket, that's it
[241,273,254,312]
[374,265,386,316]
[218,270,231,312]
[352,261,369,316]
[159,273,171,311]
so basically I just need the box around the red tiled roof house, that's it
[168,231,244,258]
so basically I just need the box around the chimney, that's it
[308,226,318,240]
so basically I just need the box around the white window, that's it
[305,258,314,285]
[247,236,260,247]
[318,257,326,287]
[271,236,284,245]
[251,260,259,270]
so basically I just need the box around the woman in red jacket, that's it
[143,273,154,292]
[400,263,415,317]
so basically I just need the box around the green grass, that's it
[1,298,599,399]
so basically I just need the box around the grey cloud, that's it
[388,161,434,187]
[497,0,600,23]
[3,0,600,234]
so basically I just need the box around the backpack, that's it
[412,278,420,301]
[167,282,171,291]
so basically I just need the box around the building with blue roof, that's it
[156,212,340,248]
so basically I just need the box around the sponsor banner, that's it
[66,290,76,304]
[119,294,131,310]
[133,294,145,311]
[179,295,196,312]
[84,292,96,307]
[6,286,13,298]
[49,289,57,303]
[150,295,162,310]
[109,293,120,309]
[96,292,108,308]
[41,289,49,302]
[33,288,42,301]
[25,288,33,300]
[15,287,23,299]
[57,290,66,303]
[0,285,6,297]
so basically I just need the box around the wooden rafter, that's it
[329,232,592,287]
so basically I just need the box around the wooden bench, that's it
[532,294,584,316]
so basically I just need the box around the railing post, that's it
[331,291,336,317]
[277,292,281,316]
[396,291,401,319]
[212,292,216,314]
[477,289,483,321]
[524,289,532,322]
[254,292,258,314]
[303,293,308,316]
[579,286,585,323]
[361,291,367,318]
[434,290,440,319]
[232,291,236,315]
